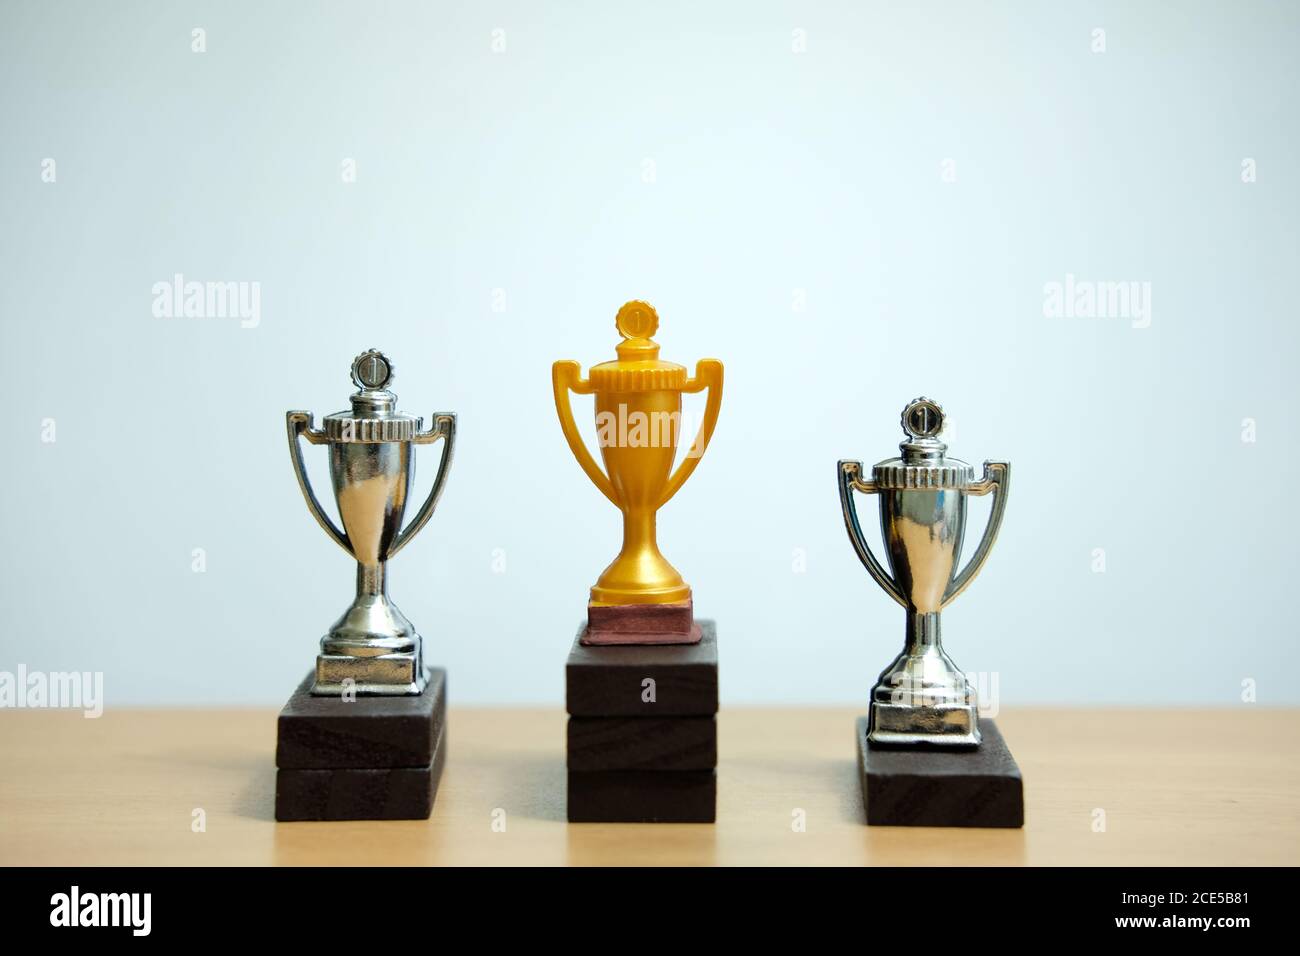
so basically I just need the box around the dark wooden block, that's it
[567,769,716,823]
[566,620,718,717]
[275,726,447,822]
[568,716,716,771]
[583,599,699,645]
[276,668,446,770]
[857,716,1024,828]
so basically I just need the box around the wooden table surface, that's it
[1,707,1296,866]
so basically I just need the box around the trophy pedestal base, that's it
[582,600,700,645]
[566,620,718,823]
[868,700,981,747]
[857,716,1023,828]
[313,652,427,697]
[274,668,446,821]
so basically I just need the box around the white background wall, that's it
[1,1,1296,707]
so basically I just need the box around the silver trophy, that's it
[286,349,455,697]
[838,397,1009,747]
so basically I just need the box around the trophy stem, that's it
[905,610,943,653]
[590,506,691,605]
[315,558,424,696]
[357,561,387,599]
[622,508,656,556]
[866,606,979,746]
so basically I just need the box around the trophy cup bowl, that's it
[323,438,417,654]
[838,397,1009,746]
[553,300,723,627]
[286,349,456,695]
[590,385,691,603]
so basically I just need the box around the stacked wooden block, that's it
[274,669,447,822]
[565,622,718,823]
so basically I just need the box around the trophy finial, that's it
[614,301,661,361]
[615,300,659,340]
[901,396,945,441]
[351,349,394,391]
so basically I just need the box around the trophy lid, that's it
[321,349,423,442]
[872,397,974,490]
[588,301,689,393]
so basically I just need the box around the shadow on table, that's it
[146,746,276,823]
[233,766,276,822]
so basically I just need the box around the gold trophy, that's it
[553,300,723,644]
[556,300,723,824]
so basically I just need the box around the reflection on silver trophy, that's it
[838,398,1009,746]
[286,350,456,696]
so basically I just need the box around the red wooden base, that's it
[582,599,700,645]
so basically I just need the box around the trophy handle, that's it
[286,410,353,557]
[387,413,456,559]
[658,359,723,509]
[552,360,620,507]
[943,460,1010,608]
[837,460,906,608]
